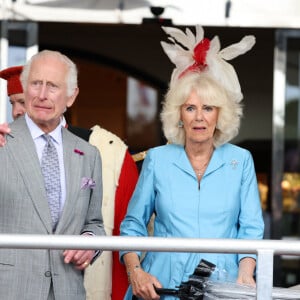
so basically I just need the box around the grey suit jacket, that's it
[0,116,105,300]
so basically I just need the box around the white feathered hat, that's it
[160,25,255,103]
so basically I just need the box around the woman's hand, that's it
[236,257,256,287]
[124,252,162,300]
[129,266,162,300]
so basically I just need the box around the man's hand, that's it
[63,249,95,270]
[63,233,97,270]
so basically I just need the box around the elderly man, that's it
[0,50,106,300]
[0,60,139,299]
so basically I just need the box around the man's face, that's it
[24,55,77,133]
[10,93,26,120]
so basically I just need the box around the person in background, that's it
[0,65,25,147]
[0,49,106,299]
[81,123,139,300]
[0,66,25,146]
[0,65,26,119]
[0,62,138,299]
[120,25,265,300]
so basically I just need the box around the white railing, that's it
[1,234,300,299]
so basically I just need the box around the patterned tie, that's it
[41,134,61,230]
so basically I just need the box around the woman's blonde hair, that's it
[160,71,243,147]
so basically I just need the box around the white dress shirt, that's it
[25,114,66,217]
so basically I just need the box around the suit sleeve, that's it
[82,147,106,237]
[112,150,139,300]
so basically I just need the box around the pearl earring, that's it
[178,120,184,128]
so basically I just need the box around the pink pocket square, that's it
[81,177,96,190]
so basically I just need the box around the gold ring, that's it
[84,261,89,266]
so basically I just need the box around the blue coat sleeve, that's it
[120,149,156,260]
[237,150,265,261]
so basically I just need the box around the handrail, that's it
[0,234,300,299]
[1,234,299,254]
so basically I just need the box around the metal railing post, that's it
[256,249,274,300]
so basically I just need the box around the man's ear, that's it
[66,87,79,108]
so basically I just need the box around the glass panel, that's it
[275,30,300,287]
[126,77,161,154]
[283,37,300,217]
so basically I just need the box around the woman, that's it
[120,25,264,300]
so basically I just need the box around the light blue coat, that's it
[120,143,264,299]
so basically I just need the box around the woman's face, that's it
[180,90,219,145]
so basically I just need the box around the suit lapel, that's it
[8,117,52,233]
[56,128,81,233]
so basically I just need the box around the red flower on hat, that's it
[179,38,210,79]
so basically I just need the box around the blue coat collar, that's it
[171,144,226,178]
